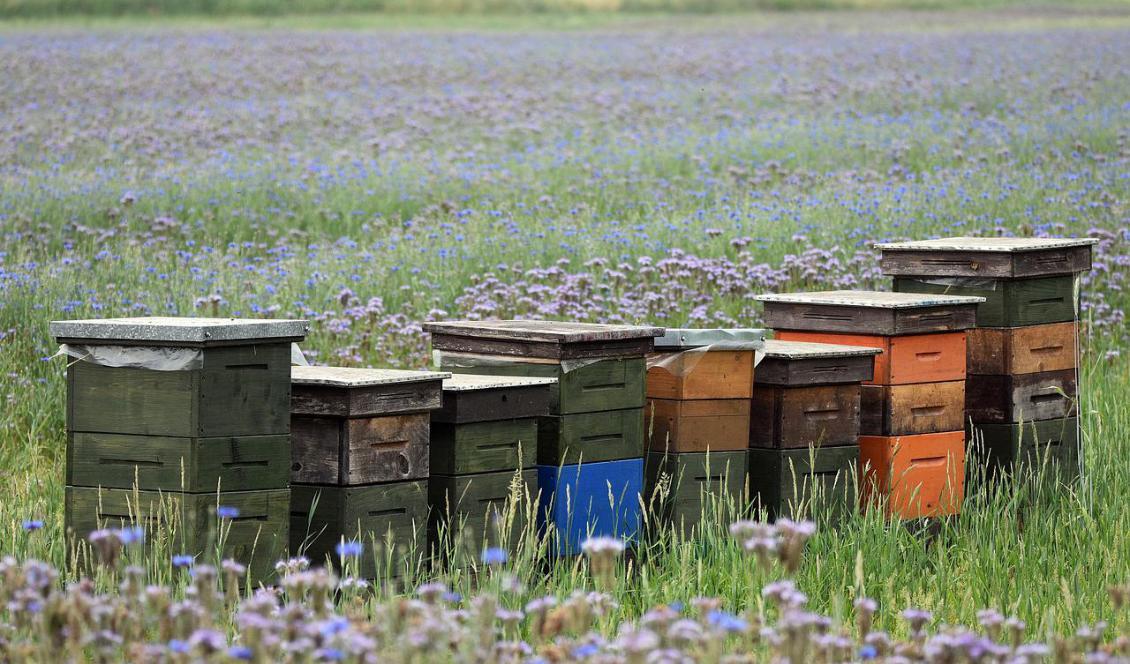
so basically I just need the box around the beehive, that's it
[289,366,448,571]
[538,458,643,556]
[52,316,307,579]
[878,236,1095,484]
[758,291,982,520]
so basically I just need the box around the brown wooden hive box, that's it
[860,381,965,437]
[754,339,880,387]
[647,398,750,453]
[290,480,429,575]
[876,237,1098,279]
[645,450,747,527]
[436,351,646,415]
[429,469,537,566]
[757,291,983,337]
[774,330,968,386]
[290,367,449,486]
[965,369,1078,424]
[967,322,1078,375]
[750,384,861,449]
[646,328,763,400]
[423,320,664,361]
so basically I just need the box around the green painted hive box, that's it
[893,275,1077,328]
[429,469,537,568]
[748,445,859,525]
[970,417,1080,483]
[645,450,747,527]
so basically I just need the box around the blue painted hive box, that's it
[537,458,643,556]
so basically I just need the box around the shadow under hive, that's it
[289,366,448,574]
[758,291,983,520]
[424,319,663,556]
[748,339,882,524]
[53,316,307,580]
[643,328,764,529]
[878,236,1096,483]
[429,373,555,567]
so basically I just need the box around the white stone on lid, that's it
[292,366,449,387]
[756,290,984,308]
[441,374,557,392]
[761,339,882,359]
[875,237,1098,252]
[50,317,308,343]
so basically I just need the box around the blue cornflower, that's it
[336,540,364,559]
[22,520,44,531]
[172,554,195,568]
[168,640,189,654]
[706,610,748,632]
[442,591,463,603]
[117,526,145,545]
[859,645,878,660]
[228,645,254,660]
[668,601,685,613]
[216,506,240,519]
[572,643,599,658]
[481,547,508,566]
[316,648,346,662]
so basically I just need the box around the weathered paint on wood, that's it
[965,369,1078,424]
[876,237,1096,278]
[537,458,642,556]
[290,413,430,485]
[775,331,967,385]
[754,340,879,387]
[966,322,1078,376]
[65,486,289,580]
[67,432,290,492]
[439,354,646,415]
[645,350,755,400]
[758,291,981,336]
[969,417,1079,483]
[894,276,1077,327]
[290,480,428,574]
[51,316,308,346]
[290,377,444,418]
[859,431,965,519]
[859,381,965,436]
[747,445,859,524]
[749,385,861,449]
[68,343,291,438]
[645,450,746,527]
[646,398,750,453]
[538,408,644,465]
[429,469,537,564]
[424,320,663,360]
[432,375,555,424]
[430,418,538,475]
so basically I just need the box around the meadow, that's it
[0,5,1128,660]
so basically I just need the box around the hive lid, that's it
[292,366,450,387]
[760,339,883,359]
[875,237,1099,252]
[756,290,985,309]
[654,328,767,349]
[50,317,309,344]
[441,373,557,392]
[423,320,664,343]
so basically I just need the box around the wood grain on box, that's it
[290,367,446,418]
[966,322,1077,375]
[424,320,663,360]
[645,350,755,400]
[430,418,538,475]
[429,469,537,561]
[876,237,1097,278]
[749,385,860,449]
[774,331,967,385]
[537,408,643,465]
[646,398,750,453]
[965,369,1077,423]
[859,381,965,436]
[859,431,965,519]
[754,340,880,387]
[291,413,430,485]
[432,374,555,424]
[894,275,1077,327]
[758,291,982,336]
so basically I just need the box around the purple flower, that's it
[706,610,748,633]
[335,540,364,559]
[216,506,241,519]
[172,554,195,568]
[481,547,508,566]
[21,520,44,531]
[228,645,254,660]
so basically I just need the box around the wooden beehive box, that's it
[757,291,984,337]
[970,417,1079,482]
[538,407,644,465]
[893,275,1077,327]
[967,322,1078,375]
[875,237,1098,279]
[774,331,968,385]
[429,468,537,564]
[290,480,429,572]
[646,328,763,400]
[424,320,664,360]
[965,369,1077,424]
[750,340,881,449]
[859,381,965,436]
[645,450,747,526]
[859,431,965,519]
[747,445,859,524]
[647,399,750,453]
[538,458,643,556]
[290,367,449,485]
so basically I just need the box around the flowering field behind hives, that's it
[0,8,1128,660]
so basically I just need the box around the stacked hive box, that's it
[757,292,983,519]
[429,374,556,566]
[289,366,448,573]
[423,320,663,556]
[53,317,306,578]
[643,328,762,529]
[748,339,882,524]
[878,237,1096,482]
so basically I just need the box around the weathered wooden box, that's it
[876,237,1098,279]
[65,486,289,579]
[538,458,643,556]
[429,469,537,564]
[436,352,646,415]
[432,373,556,424]
[538,408,644,465]
[859,431,965,519]
[967,322,1077,375]
[645,328,763,400]
[860,381,965,436]
[758,291,983,337]
[754,340,879,387]
[965,369,1077,424]
[645,450,746,526]
[749,385,860,449]
[647,398,750,453]
[290,480,428,573]
[775,331,968,386]
[970,417,1080,482]
[893,275,1077,327]
[290,367,449,485]
[424,320,664,361]
[747,445,859,523]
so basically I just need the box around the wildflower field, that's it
[1,5,1129,661]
